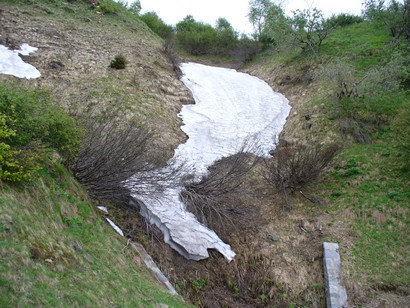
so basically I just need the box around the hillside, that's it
[1,0,409,307]
[0,0,190,306]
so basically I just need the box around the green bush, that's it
[175,15,242,57]
[97,0,122,14]
[0,113,40,182]
[327,13,364,28]
[176,15,219,55]
[140,11,174,39]
[109,54,127,69]
[0,83,82,182]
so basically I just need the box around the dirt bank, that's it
[0,2,192,159]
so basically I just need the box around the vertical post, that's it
[323,242,348,307]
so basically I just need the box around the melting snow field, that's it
[0,43,41,79]
[131,63,291,262]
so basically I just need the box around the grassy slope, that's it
[0,163,187,307]
[0,1,188,306]
[248,21,409,300]
[316,22,409,289]
[0,162,187,306]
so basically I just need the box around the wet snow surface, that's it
[0,43,41,79]
[131,63,291,262]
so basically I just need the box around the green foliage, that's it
[0,83,81,159]
[363,0,410,38]
[232,34,262,64]
[327,13,364,28]
[140,11,174,39]
[97,0,123,14]
[127,0,141,14]
[0,83,82,182]
[318,46,409,143]
[392,103,410,172]
[176,15,243,58]
[109,54,127,69]
[0,113,39,182]
[190,277,206,292]
[214,18,239,55]
[248,0,272,40]
[176,15,218,55]
[291,7,331,52]
[248,0,292,49]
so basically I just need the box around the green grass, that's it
[319,22,391,71]
[0,161,188,306]
[318,137,409,287]
[253,20,409,291]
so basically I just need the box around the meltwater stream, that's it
[130,63,291,262]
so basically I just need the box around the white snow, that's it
[105,218,124,237]
[130,62,291,262]
[0,43,41,79]
[176,63,290,175]
[97,206,109,214]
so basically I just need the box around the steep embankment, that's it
[0,1,190,306]
[0,0,192,157]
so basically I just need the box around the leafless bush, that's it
[231,37,262,67]
[264,141,341,209]
[339,117,372,144]
[180,148,260,229]
[70,113,155,205]
[164,34,182,79]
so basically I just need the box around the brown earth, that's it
[0,2,193,160]
[1,2,408,307]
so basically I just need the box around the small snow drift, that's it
[0,43,41,79]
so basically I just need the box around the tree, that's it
[248,0,272,40]
[128,0,141,14]
[140,11,174,39]
[176,15,218,55]
[291,7,331,52]
[214,18,238,55]
[248,0,291,49]
[363,0,410,39]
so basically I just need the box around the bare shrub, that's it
[318,55,409,142]
[231,36,262,67]
[163,34,182,78]
[339,117,373,144]
[180,148,260,230]
[264,141,341,209]
[70,113,154,205]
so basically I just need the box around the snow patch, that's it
[105,218,124,237]
[131,63,291,262]
[97,206,109,214]
[0,43,41,79]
